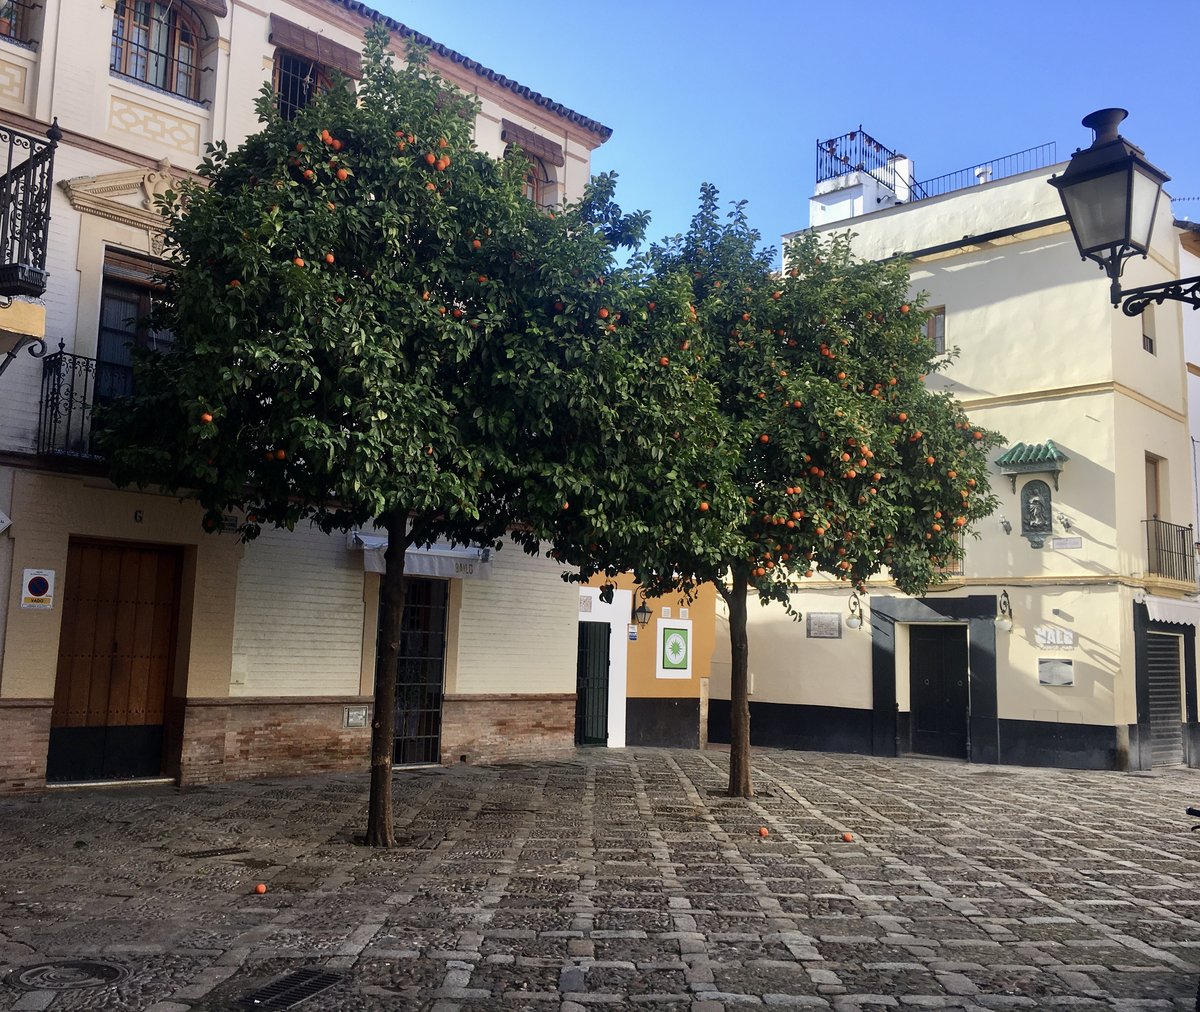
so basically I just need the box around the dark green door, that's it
[575,622,610,746]
[909,625,969,759]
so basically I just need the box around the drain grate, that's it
[179,846,248,859]
[7,959,130,991]
[242,967,343,1009]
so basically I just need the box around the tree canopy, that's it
[640,185,1002,795]
[99,27,742,843]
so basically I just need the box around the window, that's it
[267,15,361,120]
[520,155,551,207]
[95,253,174,404]
[272,50,331,120]
[922,306,946,355]
[0,0,32,42]
[501,119,563,209]
[111,0,203,101]
[1142,304,1156,355]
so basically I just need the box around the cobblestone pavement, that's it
[1,748,1199,1011]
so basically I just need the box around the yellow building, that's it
[710,126,1198,772]
[0,0,613,791]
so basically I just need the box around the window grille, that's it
[273,50,330,120]
[110,0,203,101]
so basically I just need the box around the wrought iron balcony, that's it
[38,348,131,460]
[0,119,60,299]
[1144,518,1196,584]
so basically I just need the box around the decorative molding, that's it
[108,95,201,155]
[0,57,26,104]
[59,160,182,251]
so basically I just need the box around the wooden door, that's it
[47,541,181,782]
[909,625,970,759]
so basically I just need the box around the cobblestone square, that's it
[1,748,1198,1010]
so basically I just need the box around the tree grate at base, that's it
[241,967,343,1009]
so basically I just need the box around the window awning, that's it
[1142,594,1200,628]
[348,532,492,580]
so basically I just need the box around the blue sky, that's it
[371,1,1199,257]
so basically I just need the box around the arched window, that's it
[110,0,204,101]
[522,156,552,207]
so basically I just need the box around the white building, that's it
[710,127,1199,771]
[0,0,613,791]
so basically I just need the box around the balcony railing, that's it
[0,119,59,298]
[1144,518,1196,583]
[815,128,927,200]
[38,348,131,459]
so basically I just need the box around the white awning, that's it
[348,532,492,580]
[1142,594,1200,628]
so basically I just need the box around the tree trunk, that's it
[726,566,753,797]
[365,506,408,847]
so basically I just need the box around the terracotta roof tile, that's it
[326,1,612,141]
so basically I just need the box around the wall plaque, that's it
[806,612,842,639]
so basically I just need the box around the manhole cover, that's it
[7,959,130,991]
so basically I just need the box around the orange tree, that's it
[642,185,1001,797]
[99,28,742,845]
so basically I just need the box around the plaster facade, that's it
[0,0,611,791]
[710,153,1199,771]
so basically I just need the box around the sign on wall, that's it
[806,612,842,639]
[656,619,693,679]
[1038,658,1074,686]
[21,569,55,610]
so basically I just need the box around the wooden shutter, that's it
[269,14,362,79]
[187,0,228,17]
[501,120,565,168]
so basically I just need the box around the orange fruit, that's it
[274,449,286,460]
[336,168,349,181]
[302,169,314,181]
[598,307,610,319]
[898,412,908,422]
[293,257,305,267]
[229,279,240,288]
[255,883,267,894]
[200,412,213,424]
[659,356,670,366]
[758,827,769,837]
[841,832,854,842]
[699,501,709,512]
[900,305,910,314]
[772,290,782,300]
[424,152,437,165]
[472,239,482,249]
[325,253,334,264]
[759,434,769,443]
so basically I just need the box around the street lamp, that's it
[1048,108,1199,317]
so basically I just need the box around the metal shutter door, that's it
[1147,632,1184,766]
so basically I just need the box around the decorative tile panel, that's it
[0,58,27,104]
[108,96,200,155]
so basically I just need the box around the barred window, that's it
[273,50,331,121]
[110,0,203,101]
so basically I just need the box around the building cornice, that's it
[955,380,1186,425]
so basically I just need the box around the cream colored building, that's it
[709,129,1199,771]
[0,0,612,791]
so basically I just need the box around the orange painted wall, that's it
[585,574,718,699]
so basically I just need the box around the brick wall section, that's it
[178,697,372,787]
[0,700,51,791]
[441,694,576,765]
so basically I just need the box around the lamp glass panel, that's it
[1127,163,1163,251]
[1061,168,1132,253]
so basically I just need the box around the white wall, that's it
[230,524,365,696]
[453,546,579,695]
